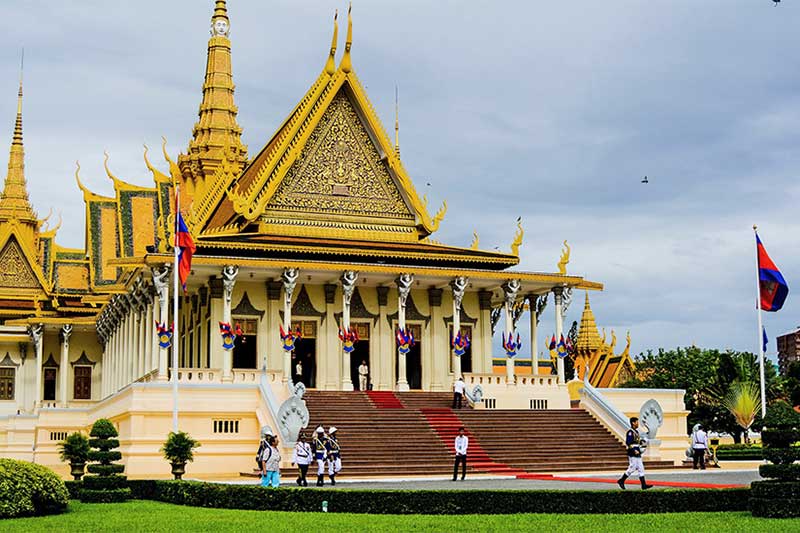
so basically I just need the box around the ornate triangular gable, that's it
[263,89,416,228]
[0,233,48,292]
[197,68,444,242]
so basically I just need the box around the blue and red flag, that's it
[175,201,195,292]
[756,233,788,312]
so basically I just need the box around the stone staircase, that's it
[248,391,675,479]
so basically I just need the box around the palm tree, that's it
[722,381,762,444]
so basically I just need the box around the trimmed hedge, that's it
[80,488,132,503]
[715,444,763,461]
[81,418,128,503]
[0,458,69,518]
[759,464,800,481]
[117,480,749,515]
[752,481,800,518]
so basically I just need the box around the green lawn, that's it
[3,500,799,532]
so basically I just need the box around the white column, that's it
[30,324,44,410]
[341,271,358,391]
[554,287,565,384]
[395,274,413,391]
[221,265,238,383]
[502,280,521,383]
[152,266,171,382]
[145,300,155,374]
[59,325,72,407]
[281,268,298,384]
[528,293,544,375]
[451,277,468,380]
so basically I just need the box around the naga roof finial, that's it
[325,10,338,75]
[340,3,353,73]
[510,219,524,256]
[557,240,571,274]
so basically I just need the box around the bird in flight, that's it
[641,176,649,184]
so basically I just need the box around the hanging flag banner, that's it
[502,332,522,358]
[762,327,768,354]
[557,334,568,358]
[451,331,470,357]
[339,327,359,353]
[756,233,789,312]
[155,322,173,349]
[396,327,415,354]
[279,324,302,352]
[219,322,236,350]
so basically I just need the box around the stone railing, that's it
[579,377,629,442]
[463,372,560,388]
[175,369,221,383]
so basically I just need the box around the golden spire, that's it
[178,0,247,191]
[340,3,353,73]
[394,85,400,156]
[0,50,37,226]
[576,291,602,351]
[325,10,338,76]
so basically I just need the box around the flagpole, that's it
[754,225,766,419]
[172,185,180,432]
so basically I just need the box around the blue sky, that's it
[2,1,799,359]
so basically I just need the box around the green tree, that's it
[619,347,783,439]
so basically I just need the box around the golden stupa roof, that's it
[178,0,248,186]
[576,291,602,351]
[0,76,37,226]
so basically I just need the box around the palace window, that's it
[74,366,92,400]
[0,368,14,400]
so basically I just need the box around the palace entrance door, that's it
[233,319,258,369]
[349,323,370,390]
[43,368,56,402]
[292,321,317,388]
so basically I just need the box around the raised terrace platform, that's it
[243,391,674,479]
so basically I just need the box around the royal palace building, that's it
[0,2,686,477]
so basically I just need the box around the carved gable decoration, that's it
[265,91,415,221]
[231,292,265,318]
[71,351,96,367]
[387,292,431,327]
[291,285,324,317]
[43,353,59,368]
[335,287,379,325]
[0,352,18,367]
[0,237,41,289]
[442,307,477,327]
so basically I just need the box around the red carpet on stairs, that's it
[420,408,526,476]
[366,390,405,409]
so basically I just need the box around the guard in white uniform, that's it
[617,416,653,490]
[358,361,369,391]
[327,426,342,485]
[313,426,327,487]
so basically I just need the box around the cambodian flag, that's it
[176,210,195,292]
[756,234,788,312]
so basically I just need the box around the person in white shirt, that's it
[294,359,303,385]
[691,424,709,470]
[291,432,313,486]
[452,378,466,409]
[358,360,369,391]
[453,426,469,481]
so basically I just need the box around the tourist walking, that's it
[691,424,708,470]
[255,431,269,473]
[453,426,468,481]
[313,426,328,486]
[261,435,282,488]
[327,426,342,485]
[358,360,369,391]
[452,377,466,409]
[292,433,313,486]
[617,416,653,490]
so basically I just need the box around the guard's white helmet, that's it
[315,426,324,433]
[329,426,338,434]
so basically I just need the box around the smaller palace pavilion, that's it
[0,2,670,479]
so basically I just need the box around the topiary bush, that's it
[80,418,130,503]
[0,458,69,518]
[58,432,90,480]
[751,401,800,517]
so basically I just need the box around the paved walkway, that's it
[212,468,761,491]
